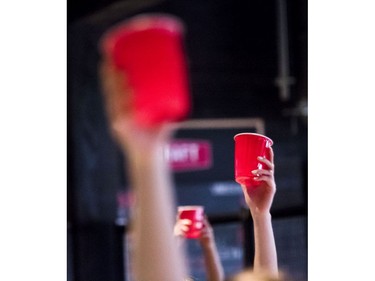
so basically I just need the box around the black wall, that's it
[68,0,307,280]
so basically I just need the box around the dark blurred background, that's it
[68,0,307,280]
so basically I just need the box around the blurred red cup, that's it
[100,14,190,127]
[177,206,204,239]
[234,133,273,188]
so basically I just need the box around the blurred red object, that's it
[177,206,204,239]
[101,14,191,127]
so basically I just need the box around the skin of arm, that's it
[240,147,278,278]
[99,58,187,281]
[174,216,224,281]
[198,217,225,281]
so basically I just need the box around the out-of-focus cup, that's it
[234,133,273,188]
[100,13,190,127]
[177,206,204,239]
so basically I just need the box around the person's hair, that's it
[226,268,292,281]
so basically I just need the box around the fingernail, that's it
[257,156,263,160]
[251,170,258,174]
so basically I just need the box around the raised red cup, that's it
[177,206,204,239]
[100,14,190,127]
[234,133,273,188]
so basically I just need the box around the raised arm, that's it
[198,217,225,281]
[99,58,187,281]
[240,147,278,277]
[174,216,224,281]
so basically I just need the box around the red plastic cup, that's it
[234,133,273,188]
[100,14,190,127]
[177,206,204,239]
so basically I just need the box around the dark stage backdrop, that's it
[68,0,307,280]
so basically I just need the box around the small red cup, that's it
[234,133,273,188]
[100,14,190,127]
[177,206,204,239]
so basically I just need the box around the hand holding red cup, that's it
[100,14,191,128]
[234,133,273,188]
[176,206,204,239]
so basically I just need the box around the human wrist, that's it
[199,238,216,250]
[250,209,272,223]
[119,133,167,164]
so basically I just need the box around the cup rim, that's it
[178,205,204,212]
[233,132,273,145]
[100,13,185,52]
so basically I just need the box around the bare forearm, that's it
[201,242,225,281]
[252,212,278,277]
[127,145,187,281]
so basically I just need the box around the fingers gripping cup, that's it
[177,206,204,239]
[234,133,273,188]
[100,14,191,127]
